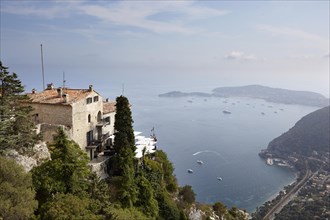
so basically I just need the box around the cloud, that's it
[256,24,325,41]
[224,51,257,61]
[1,1,229,35]
[0,1,80,19]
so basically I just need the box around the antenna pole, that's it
[63,71,66,88]
[40,44,45,90]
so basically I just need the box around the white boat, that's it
[197,160,204,165]
[187,169,193,173]
[222,110,231,114]
[217,177,223,181]
[266,158,273,165]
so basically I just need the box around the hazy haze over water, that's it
[103,83,318,212]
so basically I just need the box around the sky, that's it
[0,0,329,97]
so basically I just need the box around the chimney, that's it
[46,83,54,90]
[63,93,69,103]
[57,87,63,98]
[89,85,93,92]
[106,98,109,102]
[31,88,37,94]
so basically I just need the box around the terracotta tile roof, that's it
[27,88,92,105]
[103,101,116,114]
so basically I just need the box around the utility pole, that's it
[40,44,45,90]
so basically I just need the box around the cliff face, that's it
[267,106,330,156]
[5,142,50,172]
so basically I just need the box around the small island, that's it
[159,85,329,107]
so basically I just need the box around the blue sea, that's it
[100,83,317,213]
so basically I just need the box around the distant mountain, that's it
[267,106,330,157]
[212,85,329,107]
[159,85,329,107]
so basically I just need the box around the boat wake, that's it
[193,150,227,162]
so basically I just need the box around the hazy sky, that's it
[0,1,329,96]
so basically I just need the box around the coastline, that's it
[251,163,299,214]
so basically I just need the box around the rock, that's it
[5,142,50,172]
[5,149,37,172]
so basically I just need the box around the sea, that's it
[96,82,320,213]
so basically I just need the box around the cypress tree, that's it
[112,96,138,207]
[113,95,136,174]
[0,61,40,153]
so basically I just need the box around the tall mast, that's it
[63,71,66,88]
[40,44,45,90]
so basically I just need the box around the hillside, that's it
[267,106,330,157]
[159,85,329,107]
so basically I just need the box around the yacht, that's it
[187,169,194,173]
[197,160,204,165]
[217,177,223,181]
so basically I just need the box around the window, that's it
[104,116,111,125]
[86,130,93,146]
[93,96,99,102]
[86,97,92,104]
[88,114,91,123]
[97,111,102,122]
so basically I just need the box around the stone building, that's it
[27,83,116,160]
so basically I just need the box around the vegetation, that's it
[0,63,248,220]
[32,128,91,207]
[0,156,38,220]
[274,170,330,220]
[0,61,40,153]
[267,106,329,157]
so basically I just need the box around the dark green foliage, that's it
[155,150,178,192]
[268,106,330,156]
[0,156,38,220]
[135,173,159,218]
[87,172,114,217]
[111,96,139,208]
[40,193,102,220]
[113,95,136,174]
[32,128,90,206]
[157,191,181,220]
[179,185,195,205]
[114,96,135,147]
[213,202,227,218]
[105,207,151,220]
[0,61,40,153]
[117,164,138,208]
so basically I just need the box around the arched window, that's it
[97,111,102,122]
[88,114,91,123]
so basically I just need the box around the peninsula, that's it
[159,85,329,107]
[254,106,330,219]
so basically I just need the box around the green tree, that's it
[0,156,38,220]
[40,193,102,220]
[112,96,136,174]
[111,96,138,207]
[179,185,196,205]
[0,61,40,153]
[213,202,227,219]
[32,128,90,206]
[135,173,159,218]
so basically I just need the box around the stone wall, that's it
[30,103,72,127]
[71,91,103,150]
[39,123,71,144]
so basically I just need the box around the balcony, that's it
[86,140,101,149]
[96,118,111,127]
